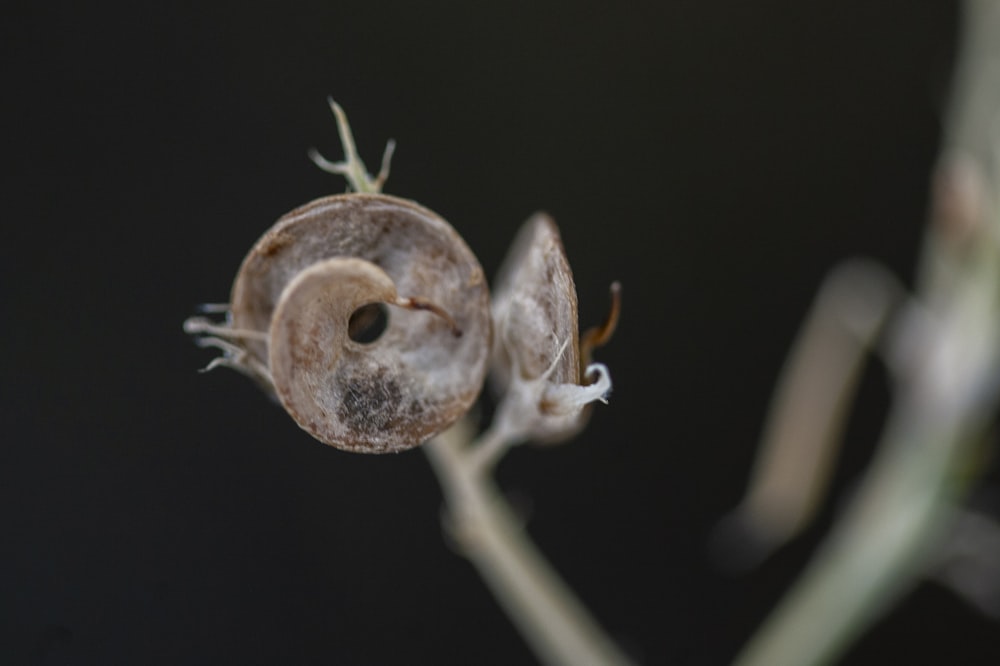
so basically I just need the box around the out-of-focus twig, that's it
[730,2,1000,664]
[713,260,903,571]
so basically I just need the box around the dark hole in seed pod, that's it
[348,302,389,344]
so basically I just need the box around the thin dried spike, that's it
[200,357,235,373]
[193,335,243,355]
[201,355,274,385]
[373,139,397,191]
[183,316,269,342]
[541,337,573,382]
[579,281,621,378]
[192,335,274,387]
[195,303,232,314]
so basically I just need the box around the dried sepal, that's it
[490,213,617,444]
[308,98,396,194]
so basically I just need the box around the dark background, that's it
[4,1,998,664]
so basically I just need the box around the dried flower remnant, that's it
[489,213,619,445]
[185,99,628,666]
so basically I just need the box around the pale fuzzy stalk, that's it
[734,393,982,666]
[733,2,1000,665]
[715,260,902,571]
[425,422,635,666]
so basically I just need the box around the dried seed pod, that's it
[193,193,491,454]
[490,213,619,443]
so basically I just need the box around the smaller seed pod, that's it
[187,191,491,454]
[490,213,620,444]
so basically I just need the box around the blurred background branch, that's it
[723,2,1000,664]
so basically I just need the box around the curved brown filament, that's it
[579,281,621,382]
[396,296,463,338]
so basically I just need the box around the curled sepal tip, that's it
[543,363,612,414]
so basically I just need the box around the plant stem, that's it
[425,422,636,666]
